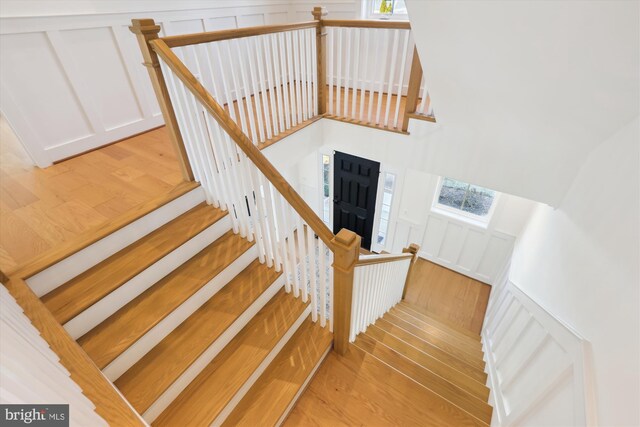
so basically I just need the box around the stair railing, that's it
[129,10,424,355]
[350,244,420,341]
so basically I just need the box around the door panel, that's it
[333,151,380,250]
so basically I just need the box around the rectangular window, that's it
[322,154,331,225]
[369,0,408,19]
[376,172,396,246]
[434,177,497,224]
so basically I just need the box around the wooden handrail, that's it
[356,252,413,266]
[160,21,319,48]
[150,38,336,251]
[321,19,411,29]
[2,276,145,426]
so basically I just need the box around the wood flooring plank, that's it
[116,259,282,413]
[77,230,253,369]
[399,301,482,341]
[42,203,226,324]
[154,289,309,427]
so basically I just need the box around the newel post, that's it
[312,6,328,114]
[129,19,194,181]
[401,47,423,132]
[331,228,361,355]
[402,243,420,299]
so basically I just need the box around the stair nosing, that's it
[114,260,283,414]
[78,231,253,369]
[397,302,483,342]
[43,202,227,324]
[152,290,309,427]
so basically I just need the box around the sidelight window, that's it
[376,172,396,246]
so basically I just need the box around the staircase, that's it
[26,183,332,425]
[353,300,493,425]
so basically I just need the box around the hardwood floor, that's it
[284,345,486,427]
[0,116,183,274]
[403,259,491,335]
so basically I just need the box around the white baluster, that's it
[359,28,369,122]
[226,40,249,135]
[262,36,280,136]
[299,29,309,121]
[270,34,286,133]
[274,192,292,292]
[367,29,381,123]
[393,32,411,128]
[318,237,327,327]
[419,75,428,114]
[285,31,298,127]
[292,30,304,124]
[295,216,308,302]
[246,37,267,143]
[335,27,342,117]
[351,28,360,119]
[278,32,292,130]
[384,30,400,128]
[254,36,272,140]
[306,221,318,321]
[375,29,390,125]
[310,27,318,116]
[342,27,351,118]
[327,27,334,115]
[236,38,258,143]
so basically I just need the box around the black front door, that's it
[333,151,380,250]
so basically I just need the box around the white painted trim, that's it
[211,305,312,426]
[141,274,288,423]
[275,343,332,427]
[482,266,597,426]
[65,215,234,339]
[27,187,206,296]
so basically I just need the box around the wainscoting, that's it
[0,1,358,166]
[391,210,516,284]
[482,265,597,426]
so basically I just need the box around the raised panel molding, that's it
[482,264,598,426]
[392,210,516,284]
[0,1,357,166]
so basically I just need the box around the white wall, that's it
[504,117,640,426]
[406,0,639,207]
[0,0,357,167]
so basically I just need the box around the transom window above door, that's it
[433,177,498,225]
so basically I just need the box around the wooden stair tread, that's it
[398,301,482,342]
[115,259,282,413]
[78,230,253,369]
[375,318,487,383]
[353,333,492,425]
[222,317,333,427]
[153,289,309,427]
[389,307,484,357]
[42,202,226,324]
[285,345,487,427]
[382,313,485,370]
[364,325,489,401]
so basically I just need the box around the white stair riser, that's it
[64,215,232,339]
[28,187,206,296]
[102,244,259,381]
[142,275,289,423]
[276,343,331,427]
[211,304,312,427]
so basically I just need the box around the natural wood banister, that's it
[402,243,420,298]
[2,275,145,426]
[321,19,411,29]
[312,7,328,115]
[149,38,336,251]
[402,47,423,132]
[356,252,413,266]
[332,229,361,355]
[160,21,319,48]
[129,19,194,182]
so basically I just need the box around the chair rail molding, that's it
[482,263,598,426]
